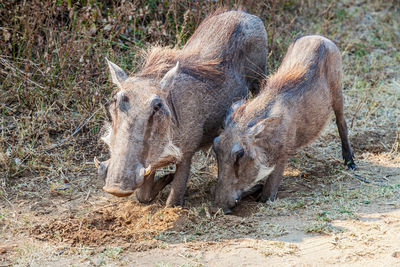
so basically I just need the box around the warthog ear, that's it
[160,61,180,90]
[224,99,245,128]
[248,116,282,139]
[168,61,180,74]
[106,57,128,89]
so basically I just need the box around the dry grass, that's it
[1,0,397,182]
[0,0,399,266]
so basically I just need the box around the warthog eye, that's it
[151,97,163,112]
[234,149,244,168]
[121,94,129,103]
[233,149,244,178]
[119,94,130,112]
[236,150,244,159]
[153,102,162,112]
[231,144,244,167]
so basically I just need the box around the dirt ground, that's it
[1,124,399,266]
[1,1,400,266]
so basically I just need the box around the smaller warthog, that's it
[213,35,356,213]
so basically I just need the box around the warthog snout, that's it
[214,186,242,215]
[102,163,152,197]
[222,194,241,215]
[102,186,135,197]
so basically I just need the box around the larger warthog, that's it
[213,35,356,213]
[96,10,268,207]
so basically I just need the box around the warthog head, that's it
[97,59,182,197]
[213,103,282,213]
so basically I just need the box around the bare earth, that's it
[1,198,400,266]
[1,135,399,266]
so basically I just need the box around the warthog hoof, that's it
[223,208,233,215]
[346,160,357,171]
[257,193,277,203]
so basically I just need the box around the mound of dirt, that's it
[29,201,186,247]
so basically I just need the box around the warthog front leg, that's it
[135,172,174,203]
[166,153,193,207]
[259,159,286,203]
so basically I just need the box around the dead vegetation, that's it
[1,0,400,266]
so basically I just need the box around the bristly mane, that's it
[137,8,246,86]
[231,61,310,124]
[232,40,326,124]
[266,41,326,94]
[137,46,224,85]
[178,54,223,85]
[138,46,179,79]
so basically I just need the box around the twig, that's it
[44,98,110,151]
[352,174,371,184]
[0,57,45,89]
[61,196,81,204]
[343,171,389,187]
[204,147,213,164]
[1,195,15,209]
[84,189,91,202]
[318,2,335,18]
[78,220,83,232]
[350,98,364,129]
[177,253,205,266]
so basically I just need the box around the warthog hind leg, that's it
[332,89,356,170]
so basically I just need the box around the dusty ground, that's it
[1,125,399,266]
[1,1,399,266]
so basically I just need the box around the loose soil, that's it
[1,134,399,266]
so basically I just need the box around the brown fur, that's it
[265,38,321,93]
[138,46,224,83]
[266,63,308,93]
[185,8,233,44]
[137,8,239,83]
[138,46,178,78]
[137,48,225,90]
[234,41,322,124]
[213,35,356,213]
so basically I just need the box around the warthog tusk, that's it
[144,165,152,176]
[94,157,107,170]
[137,165,152,178]
[94,157,101,169]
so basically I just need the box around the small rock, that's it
[3,29,11,41]
[0,245,16,254]
[393,251,400,258]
